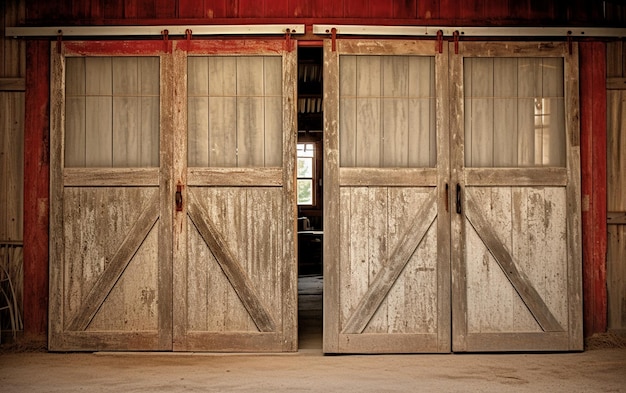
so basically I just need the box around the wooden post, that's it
[580,41,608,338]
[23,40,50,340]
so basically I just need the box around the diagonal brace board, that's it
[186,189,277,333]
[67,192,160,331]
[464,192,564,332]
[342,189,438,334]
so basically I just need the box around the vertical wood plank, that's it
[323,39,340,352]
[364,187,388,333]
[281,45,298,350]
[435,45,451,351]
[565,43,583,349]
[0,91,24,241]
[580,42,608,337]
[26,41,50,339]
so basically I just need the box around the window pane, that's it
[464,57,565,168]
[187,56,282,167]
[297,179,313,205]
[339,55,436,168]
[298,157,313,178]
[65,57,160,168]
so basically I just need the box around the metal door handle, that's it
[175,184,183,211]
[456,183,462,214]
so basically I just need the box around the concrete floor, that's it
[1,276,625,392]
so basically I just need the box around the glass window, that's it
[65,57,160,168]
[464,57,565,167]
[297,143,315,205]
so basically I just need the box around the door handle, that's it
[456,183,462,214]
[175,184,183,211]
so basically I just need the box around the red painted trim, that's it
[580,42,608,337]
[23,40,50,339]
[63,40,169,55]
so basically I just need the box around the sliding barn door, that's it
[450,42,583,351]
[172,41,297,352]
[49,42,173,351]
[323,40,451,353]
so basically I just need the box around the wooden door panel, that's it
[174,40,297,352]
[451,41,582,352]
[54,187,162,349]
[339,187,437,335]
[50,42,172,351]
[464,187,567,334]
[324,39,450,353]
[186,187,280,334]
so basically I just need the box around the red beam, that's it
[580,41,608,337]
[23,40,50,340]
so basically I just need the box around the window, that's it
[297,143,315,205]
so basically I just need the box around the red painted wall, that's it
[580,42,608,338]
[23,40,50,340]
[23,0,610,25]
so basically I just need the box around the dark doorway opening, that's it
[297,46,323,350]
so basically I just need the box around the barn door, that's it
[49,42,173,351]
[450,42,583,351]
[323,40,451,353]
[172,40,298,352]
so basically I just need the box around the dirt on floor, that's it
[1,339,625,393]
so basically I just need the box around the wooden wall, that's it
[0,0,25,337]
[0,0,24,241]
[22,0,613,25]
[607,41,626,334]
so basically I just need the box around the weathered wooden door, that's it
[323,39,583,353]
[49,39,297,352]
[323,40,451,353]
[450,42,583,351]
[171,40,297,352]
[49,41,173,351]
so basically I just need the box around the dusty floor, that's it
[2,276,625,392]
[1,347,625,392]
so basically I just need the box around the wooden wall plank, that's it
[607,42,626,332]
[0,91,24,241]
[265,0,289,18]
[417,0,438,19]
[239,0,264,18]
[23,40,49,338]
[369,0,394,19]
[580,42,608,337]
[19,0,619,23]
